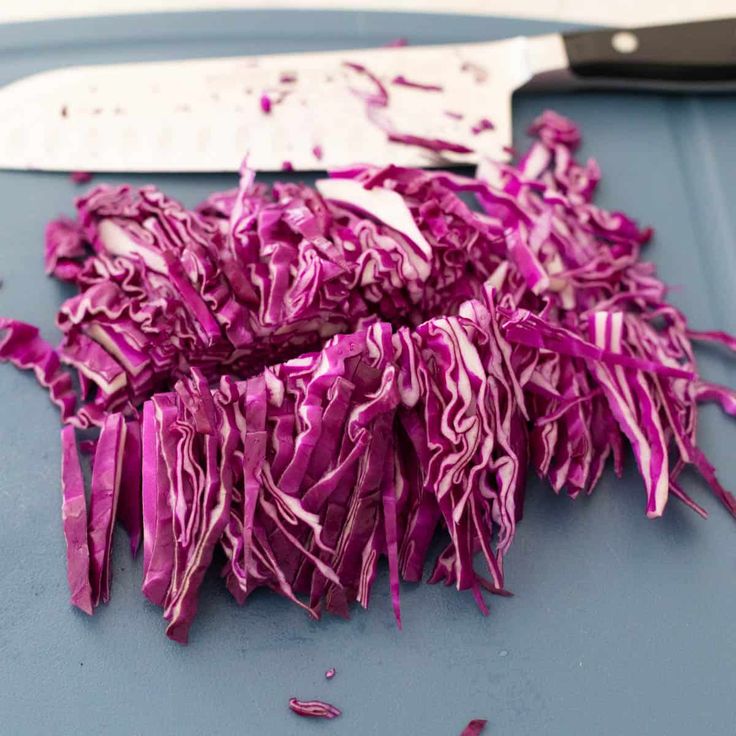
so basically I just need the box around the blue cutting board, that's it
[1,10,735,736]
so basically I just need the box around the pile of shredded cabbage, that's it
[2,111,735,643]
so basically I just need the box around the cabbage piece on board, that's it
[60,426,93,616]
[117,419,142,556]
[87,413,126,607]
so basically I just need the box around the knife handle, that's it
[562,18,736,87]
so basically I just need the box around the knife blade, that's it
[0,17,733,173]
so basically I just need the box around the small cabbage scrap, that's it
[288,697,342,719]
[460,719,488,735]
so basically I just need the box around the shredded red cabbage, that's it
[1,110,735,645]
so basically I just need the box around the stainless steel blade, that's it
[0,35,566,172]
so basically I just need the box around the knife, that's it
[0,17,733,173]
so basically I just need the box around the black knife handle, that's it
[563,18,736,83]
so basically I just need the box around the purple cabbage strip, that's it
[117,419,143,556]
[60,426,94,615]
[87,413,126,606]
[141,396,176,606]
[386,131,474,154]
[391,74,443,92]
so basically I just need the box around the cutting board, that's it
[0,10,735,736]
